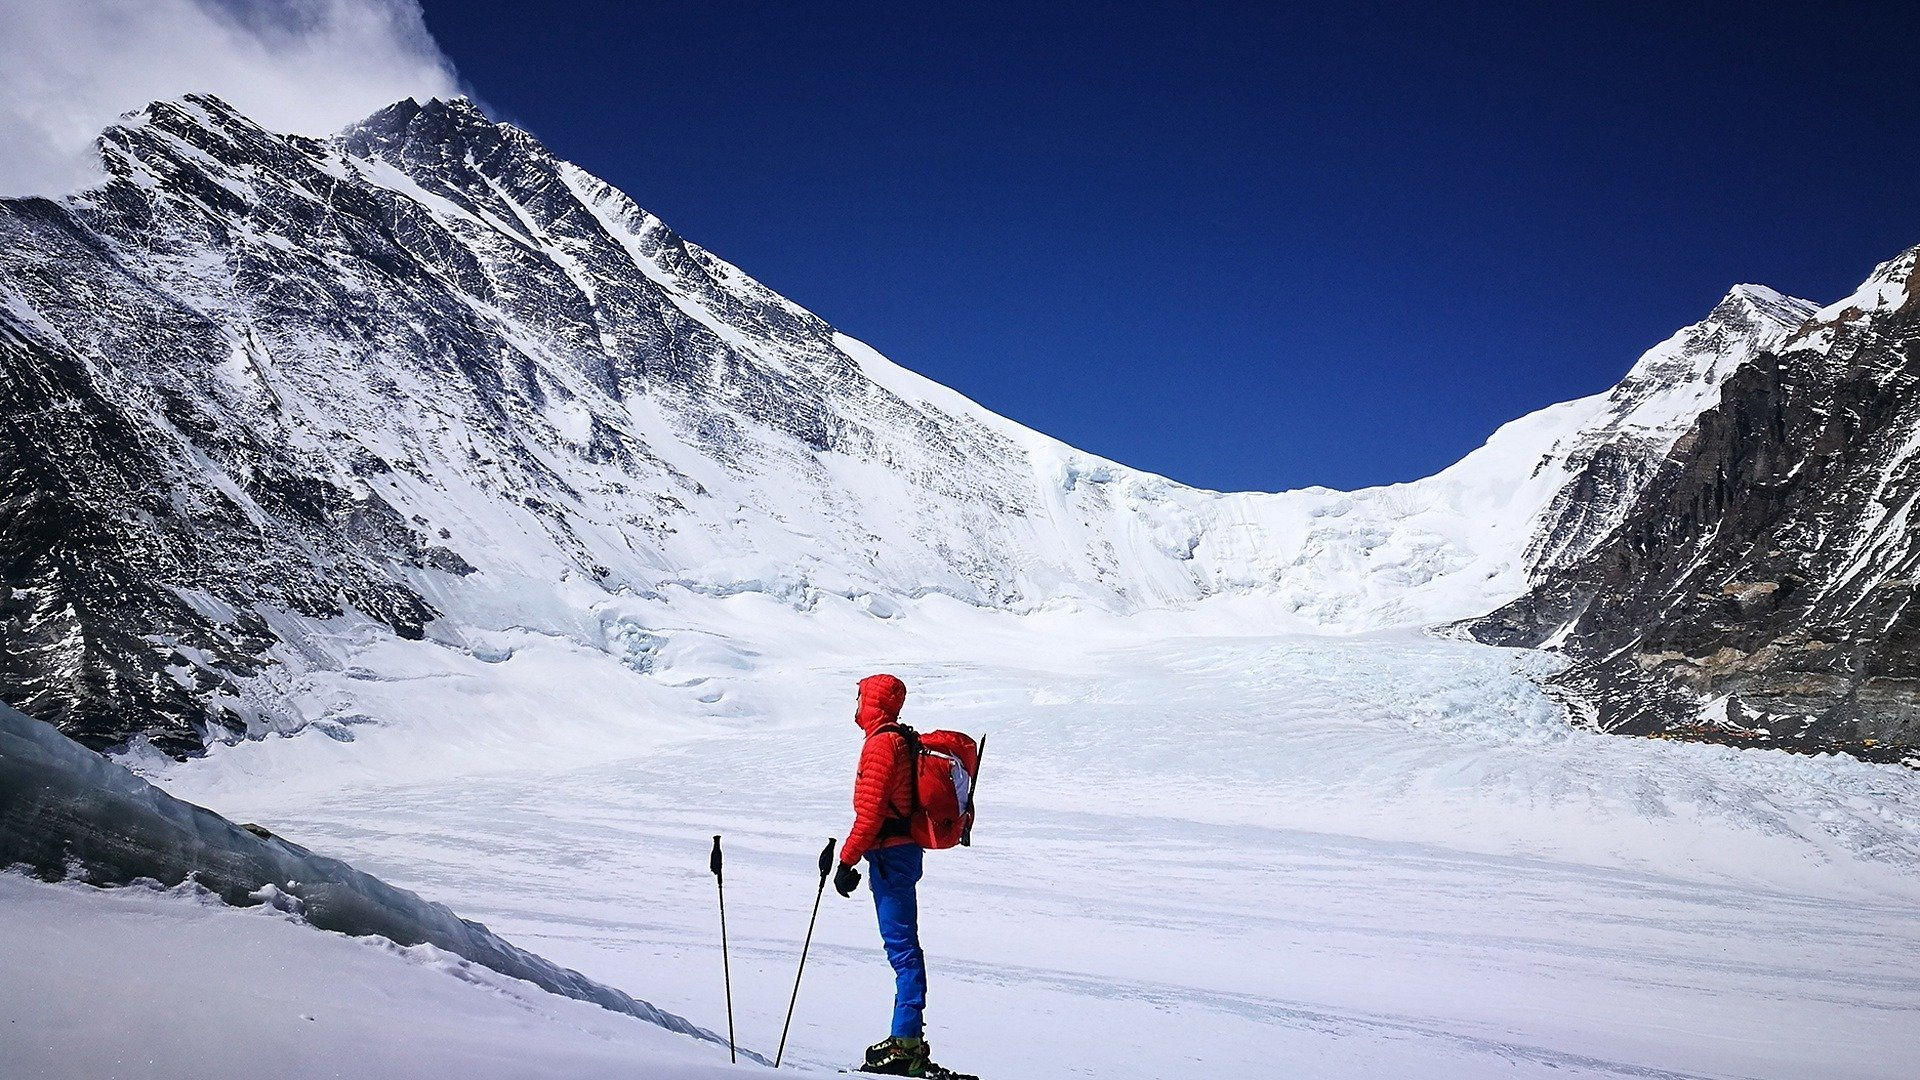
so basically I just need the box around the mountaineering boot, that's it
[860,1036,929,1076]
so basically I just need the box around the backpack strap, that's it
[870,723,921,840]
[960,731,985,847]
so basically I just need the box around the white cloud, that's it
[0,0,464,196]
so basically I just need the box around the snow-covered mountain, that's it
[1475,247,1920,759]
[0,94,1807,754]
[1518,284,1817,575]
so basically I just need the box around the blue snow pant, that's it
[865,844,926,1039]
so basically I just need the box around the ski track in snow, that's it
[158,607,1920,1080]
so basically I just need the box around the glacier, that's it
[146,598,1920,1080]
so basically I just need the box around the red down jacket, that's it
[840,673,917,867]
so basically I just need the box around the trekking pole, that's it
[774,837,837,1068]
[709,835,736,1063]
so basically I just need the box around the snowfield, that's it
[127,592,1920,1080]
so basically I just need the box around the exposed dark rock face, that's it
[0,102,452,754]
[1474,250,1920,762]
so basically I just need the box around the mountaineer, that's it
[834,674,982,1079]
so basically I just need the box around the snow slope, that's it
[0,873,766,1080]
[0,699,737,1057]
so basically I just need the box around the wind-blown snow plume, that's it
[0,0,462,195]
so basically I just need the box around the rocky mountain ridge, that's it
[1474,248,1920,761]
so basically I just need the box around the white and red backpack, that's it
[874,724,984,850]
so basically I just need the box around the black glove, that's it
[833,861,862,897]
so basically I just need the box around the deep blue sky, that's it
[421,2,1920,492]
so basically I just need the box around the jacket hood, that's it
[855,673,907,733]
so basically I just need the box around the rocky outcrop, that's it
[1474,249,1920,762]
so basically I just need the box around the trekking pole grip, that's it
[817,837,836,880]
